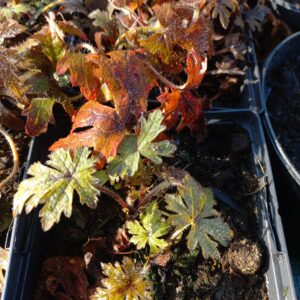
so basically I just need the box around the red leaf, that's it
[57,52,102,101]
[140,3,213,64]
[87,50,157,125]
[158,89,207,142]
[53,50,157,165]
[184,49,207,89]
[50,101,125,165]
[23,98,55,136]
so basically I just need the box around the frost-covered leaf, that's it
[208,0,239,29]
[127,202,169,254]
[91,257,152,300]
[0,20,26,43]
[107,110,176,180]
[0,48,27,103]
[13,148,100,231]
[166,174,233,259]
[23,98,55,136]
[50,101,125,167]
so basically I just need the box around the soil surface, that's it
[267,54,300,172]
[0,129,30,246]
[161,125,268,300]
[34,124,268,300]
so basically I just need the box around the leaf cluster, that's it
[2,1,280,299]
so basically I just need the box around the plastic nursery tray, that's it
[2,112,295,300]
[205,111,296,299]
[211,30,263,112]
[1,119,71,300]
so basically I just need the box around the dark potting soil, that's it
[34,125,268,300]
[0,129,30,246]
[267,54,300,172]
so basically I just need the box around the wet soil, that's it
[34,124,268,300]
[267,54,300,172]
[0,129,30,246]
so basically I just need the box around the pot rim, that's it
[262,31,300,186]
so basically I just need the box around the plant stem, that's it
[137,180,172,210]
[95,184,130,211]
[68,94,84,102]
[41,0,64,14]
[146,57,207,90]
[0,126,19,191]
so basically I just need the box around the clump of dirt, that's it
[225,239,263,276]
[0,129,30,245]
[267,54,300,171]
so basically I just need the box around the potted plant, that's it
[0,0,295,299]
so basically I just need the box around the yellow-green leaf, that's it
[107,110,176,181]
[91,257,152,300]
[13,148,100,231]
[127,202,169,254]
[166,174,233,260]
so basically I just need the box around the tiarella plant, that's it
[0,0,286,299]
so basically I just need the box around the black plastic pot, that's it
[261,32,300,200]
[1,111,295,300]
[270,0,300,31]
